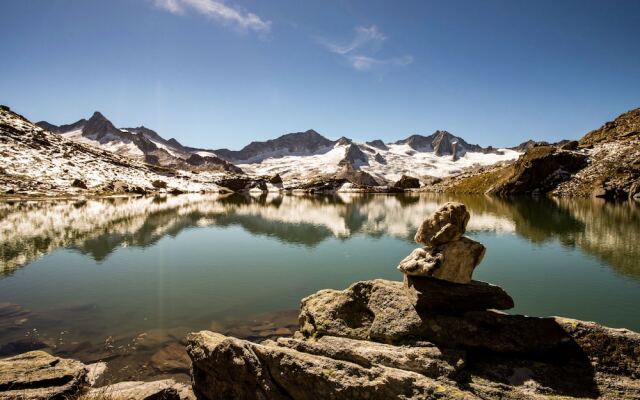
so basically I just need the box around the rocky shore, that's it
[2,203,639,399]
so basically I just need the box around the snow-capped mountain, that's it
[224,131,520,184]
[36,112,241,173]
[0,106,229,196]
[37,112,520,185]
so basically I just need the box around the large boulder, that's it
[397,237,486,283]
[0,350,88,400]
[414,202,470,247]
[299,279,569,353]
[403,276,514,311]
[187,331,475,400]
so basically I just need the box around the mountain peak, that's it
[83,111,122,141]
[89,111,107,120]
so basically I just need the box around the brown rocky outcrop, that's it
[393,175,420,189]
[489,146,588,196]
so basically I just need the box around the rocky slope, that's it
[0,106,228,196]
[437,108,640,199]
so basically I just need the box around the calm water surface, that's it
[0,193,639,382]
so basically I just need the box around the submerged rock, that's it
[0,350,87,400]
[397,237,486,283]
[414,202,470,247]
[150,342,191,373]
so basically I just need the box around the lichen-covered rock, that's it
[397,237,486,283]
[414,202,470,247]
[554,317,640,379]
[0,350,87,400]
[403,275,514,311]
[187,331,475,400]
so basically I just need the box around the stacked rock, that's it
[398,202,514,311]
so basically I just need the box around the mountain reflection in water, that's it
[1,193,638,280]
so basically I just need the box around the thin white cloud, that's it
[153,0,271,34]
[349,55,414,71]
[321,26,386,55]
[318,25,412,71]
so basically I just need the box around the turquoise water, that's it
[0,193,638,381]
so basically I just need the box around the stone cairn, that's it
[398,201,514,312]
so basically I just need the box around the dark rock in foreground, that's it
[186,279,640,399]
[404,276,514,311]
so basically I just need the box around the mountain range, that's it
[3,104,637,198]
[36,111,520,184]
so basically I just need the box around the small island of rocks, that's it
[1,203,638,399]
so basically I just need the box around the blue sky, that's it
[1,0,638,149]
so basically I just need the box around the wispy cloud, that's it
[318,25,412,72]
[348,55,414,71]
[320,26,386,55]
[153,0,271,34]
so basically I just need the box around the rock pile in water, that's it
[398,202,514,312]
[398,202,485,283]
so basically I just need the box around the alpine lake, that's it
[1,193,639,383]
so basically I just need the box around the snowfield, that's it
[238,141,520,184]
